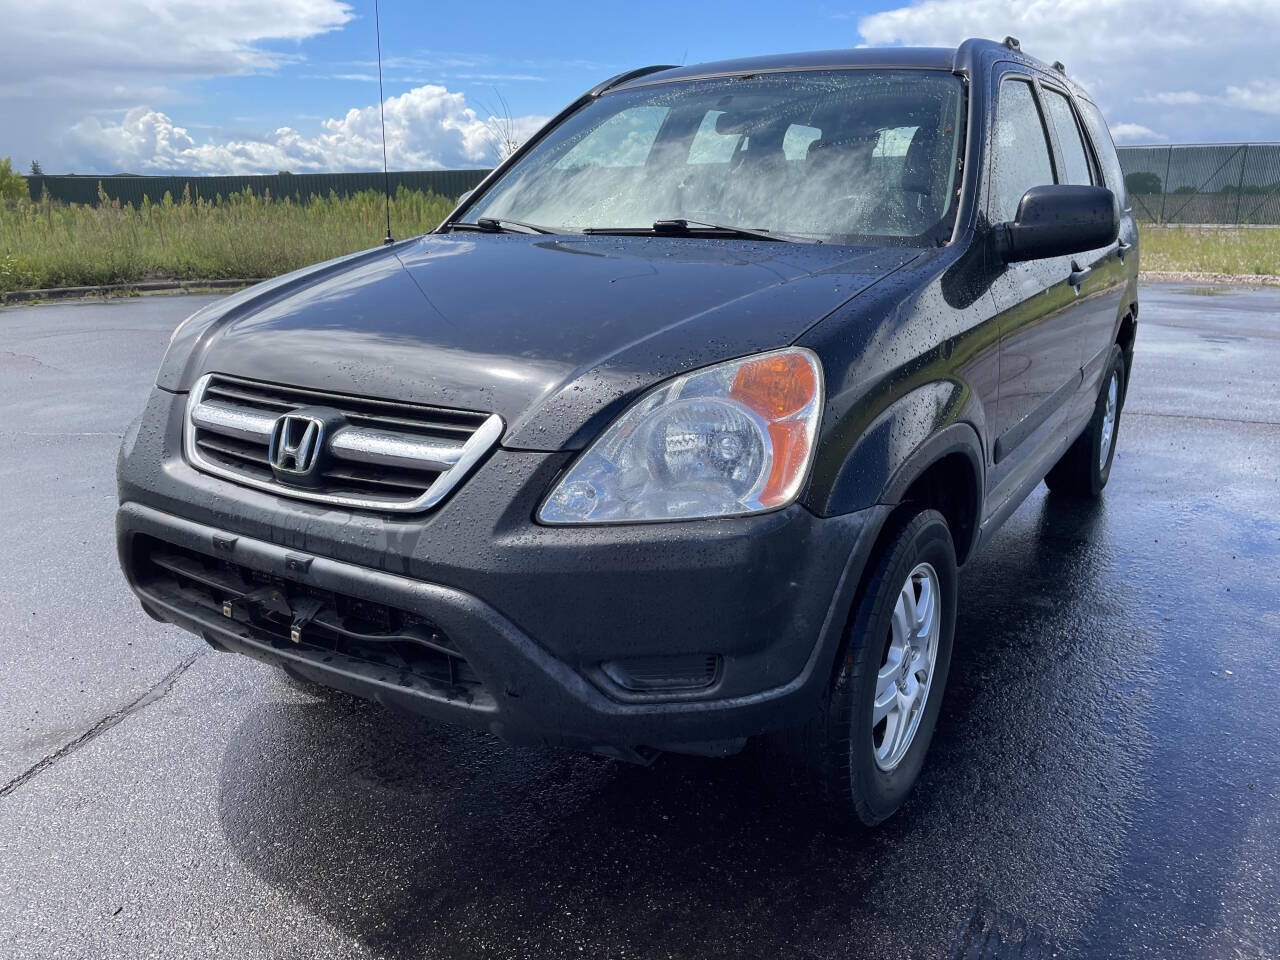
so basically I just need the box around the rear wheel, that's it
[1045,345,1125,498]
[790,509,957,826]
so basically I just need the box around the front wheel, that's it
[790,509,958,826]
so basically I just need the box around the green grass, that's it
[1138,225,1280,276]
[4,190,1278,294]
[0,186,456,293]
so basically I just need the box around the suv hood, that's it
[160,233,916,450]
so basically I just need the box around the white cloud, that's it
[1140,91,1210,107]
[64,87,548,174]
[1,0,354,171]
[1,0,352,99]
[1109,123,1166,144]
[2,0,559,173]
[856,0,1280,141]
[1140,83,1280,118]
[1221,83,1280,118]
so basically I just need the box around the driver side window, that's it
[991,79,1055,224]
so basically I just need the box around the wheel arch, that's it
[879,423,984,566]
[1116,306,1138,405]
[810,379,986,566]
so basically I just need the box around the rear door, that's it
[986,73,1082,504]
[1077,96,1139,395]
[1037,83,1128,419]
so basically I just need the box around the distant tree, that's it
[277,170,293,175]
[29,160,43,176]
[0,157,28,200]
[477,90,523,162]
[1124,171,1163,196]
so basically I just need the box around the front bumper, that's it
[117,386,885,752]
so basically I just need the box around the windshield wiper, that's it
[449,217,561,235]
[583,219,817,243]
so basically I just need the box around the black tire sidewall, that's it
[1090,346,1126,494]
[835,509,957,825]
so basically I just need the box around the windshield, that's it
[460,69,965,244]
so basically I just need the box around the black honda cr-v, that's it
[118,37,1138,825]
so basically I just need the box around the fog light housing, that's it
[601,654,721,692]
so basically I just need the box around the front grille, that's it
[184,373,503,512]
[133,535,487,699]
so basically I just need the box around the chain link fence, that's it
[1117,144,1280,225]
[24,170,490,207]
[22,146,1280,227]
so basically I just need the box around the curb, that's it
[1139,271,1280,287]
[1,278,267,305]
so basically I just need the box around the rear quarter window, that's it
[1077,99,1127,206]
[1042,89,1094,186]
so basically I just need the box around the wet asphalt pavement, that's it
[0,284,1277,959]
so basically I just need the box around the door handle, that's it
[1116,239,1131,262]
[1068,261,1092,290]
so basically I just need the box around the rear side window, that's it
[1077,99,1126,205]
[991,79,1055,223]
[1042,89,1093,186]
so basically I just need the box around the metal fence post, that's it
[1159,146,1172,224]
[1235,144,1249,224]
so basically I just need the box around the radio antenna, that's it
[375,0,393,244]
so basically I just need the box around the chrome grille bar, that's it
[184,373,502,513]
[191,401,467,472]
[190,401,275,443]
[328,426,464,472]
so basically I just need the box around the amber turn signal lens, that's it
[730,352,818,421]
[761,420,809,507]
[728,351,821,507]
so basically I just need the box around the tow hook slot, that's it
[288,596,325,644]
[219,586,324,645]
[220,586,290,624]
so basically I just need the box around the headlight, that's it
[539,348,823,523]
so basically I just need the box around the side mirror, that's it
[457,189,475,205]
[996,184,1118,263]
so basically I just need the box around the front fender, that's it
[808,379,985,522]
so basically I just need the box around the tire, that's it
[789,509,958,827]
[1045,345,1125,498]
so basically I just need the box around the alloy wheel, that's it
[1099,371,1118,472]
[872,562,942,771]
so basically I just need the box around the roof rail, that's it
[1003,36,1021,50]
[587,64,678,97]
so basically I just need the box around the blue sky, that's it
[3,0,1279,174]
[226,1,918,131]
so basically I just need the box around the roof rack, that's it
[1003,36,1021,50]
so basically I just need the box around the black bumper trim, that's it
[117,500,886,750]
